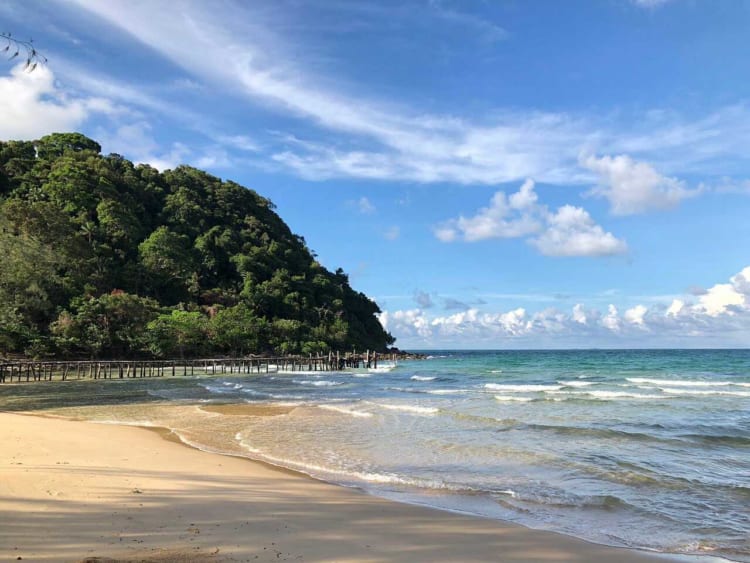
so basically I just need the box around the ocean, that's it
[3,349,749,561]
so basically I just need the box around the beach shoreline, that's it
[0,410,700,563]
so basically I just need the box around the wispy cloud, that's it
[632,0,674,8]
[67,0,750,190]
[357,196,376,214]
[427,0,508,44]
[383,226,401,241]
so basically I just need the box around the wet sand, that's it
[0,411,679,562]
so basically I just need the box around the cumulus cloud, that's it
[572,303,587,324]
[666,299,684,316]
[530,205,628,257]
[436,179,540,242]
[694,267,749,316]
[436,180,627,257]
[624,305,648,326]
[0,64,109,139]
[581,154,700,215]
[379,265,750,347]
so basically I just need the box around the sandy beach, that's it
[0,411,681,563]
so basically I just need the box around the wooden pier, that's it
[0,351,403,384]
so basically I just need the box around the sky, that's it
[1,0,749,349]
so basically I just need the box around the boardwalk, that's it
[0,351,402,383]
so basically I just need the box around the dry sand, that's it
[0,411,679,562]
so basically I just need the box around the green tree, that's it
[208,303,268,355]
[138,226,197,303]
[51,292,159,358]
[0,132,395,358]
[145,310,208,358]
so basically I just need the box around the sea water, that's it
[3,349,749,561]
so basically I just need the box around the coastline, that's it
[0,411,691,563]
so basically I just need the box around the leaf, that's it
[9,50,18,60]
[28,63,37,73]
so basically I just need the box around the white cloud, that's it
[624,305,648,326]
[433,225,458,242]
[216,134,261,152]
[633,0,673,8]
[0,64,107,139]
[530,205,628,257]
[572,303,587,324]
[95,121,233,171]
[380,266,750,347]
[436,180,627,257]
[601,304,621,332]
[581,154,700,215]
[684,267,750,318]
[666,299,684,316]
[356,196,376,214]
[377,309,432,339]
[443,179,541,242]
[428,0,508,43]
[68,0,750,189]
[383,225,401,241]
[697,284,745,317]
[731,266,750,295]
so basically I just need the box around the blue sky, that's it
[1,0,749,348]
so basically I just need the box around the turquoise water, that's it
[6,349,749,560]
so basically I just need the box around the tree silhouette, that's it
[1,32,46,72]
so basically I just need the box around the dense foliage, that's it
[0,133,394,358]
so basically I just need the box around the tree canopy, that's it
[0,133,394,358]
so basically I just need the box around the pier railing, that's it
[0,351,406,384]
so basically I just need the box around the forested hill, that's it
[0,133,394,358]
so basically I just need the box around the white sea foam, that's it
[270,401,306,407]
[494,395,534,402]
[318,404,373,418]
[201,383,242,394]
[583,391,666,400]
[627,377,750,388]
[661,388,750,397]
[425,389,463,395]
[92,419,158,427]
[370,362,397,372]
[411,375,437,381]
[293,379,343,387]
[374,403,439,415]
[558,380,595,388]
[278,370,340,376]
[489,369,503,374]
[240,388,270,397]
[235,437,451,489]
[485,383,562,392]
